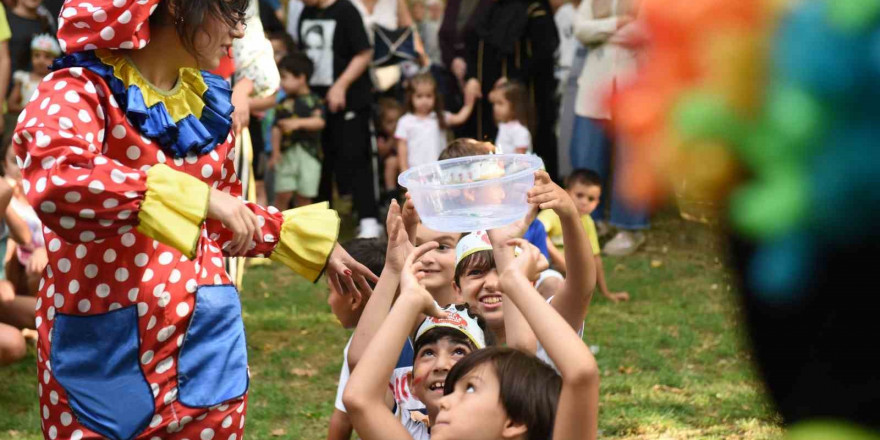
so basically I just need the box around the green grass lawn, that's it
[0,210,782,439]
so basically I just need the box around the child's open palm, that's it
[400,242,446,318]
[528,170,577,218]
[385,200,414,273]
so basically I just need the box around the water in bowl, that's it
[419,205,529,233]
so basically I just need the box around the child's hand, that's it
[528,170,578,219]
[278,118,301,134]
[464,79,482,103]
[385,200,414,273]
[606,291,631,303]
[400,241,445,318]
[268,151,281,169]
[501,238,546,285]
[402,193,420,245]
[487,203,539,246]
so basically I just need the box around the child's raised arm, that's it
[487,206,541,353]
[348,200,410,371]
[446,80,481,127]
[343,243,445,440]
[528,171,597,329]
[498,240,599,440]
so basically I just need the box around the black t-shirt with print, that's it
[299,0,372,112]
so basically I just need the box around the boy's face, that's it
[302,0,321,7]
[280,70,307,95]
[433,364,509,440]
[19,0,42,10]
[410,336,474,415]
[455,265,504,330]
[270,39,288,65]
[326,278,362,329]
[415,225,460,301]
[568,182,601,216]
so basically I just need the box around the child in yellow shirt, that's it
[538,169,630,303]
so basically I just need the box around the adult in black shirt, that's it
[299,0,380,237]
[464,0,560,179]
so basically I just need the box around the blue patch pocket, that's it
[178,284,249,407]
[51,307,155,440]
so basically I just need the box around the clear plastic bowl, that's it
[398,154,544,232]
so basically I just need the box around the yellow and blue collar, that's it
[53,50,234,158]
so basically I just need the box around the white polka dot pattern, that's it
[13,63,274,439]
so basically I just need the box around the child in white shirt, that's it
[491,80,533,154]
[396,73,478,171]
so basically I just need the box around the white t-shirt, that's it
[554,3,577,81]
[334,338,353,412]
[395,112,449,168]
[334,335,425,414]
[495,121,532,154]
[535,296,585,373]
[397,406,431,440]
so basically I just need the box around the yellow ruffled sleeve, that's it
[137,164,210,259]
[269,202,341,282]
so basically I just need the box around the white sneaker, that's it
[357,218,382,239]
[595,220,611,238]
[603,231,646,256]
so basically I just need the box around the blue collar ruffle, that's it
[52,51,234,158]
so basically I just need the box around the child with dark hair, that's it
[268,30,297,64]
[452,170,599,367]
[490,80,533,154]
[327,237,387,440]
[377,97,403,196]
[269,52,326,209]
[538,168,630,302]
[437,138,496,159]
[396,73,479,171]
[344,235,599,440]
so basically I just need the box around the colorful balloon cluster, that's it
[613,0,880,300]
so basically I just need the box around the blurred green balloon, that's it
[766,84,824,148]
[828,0,880,32]
[673,90,746,146]
[730,167,807,240]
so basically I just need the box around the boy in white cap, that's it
[453,169,599,367]
[344,241,491,439]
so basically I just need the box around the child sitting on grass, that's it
[343,235,599,440]
[538,169,630,303]
[269,53,325,209]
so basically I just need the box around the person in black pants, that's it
[462,0,560,179]
[299,0,381,238]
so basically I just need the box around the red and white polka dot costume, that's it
[13,2,340,439]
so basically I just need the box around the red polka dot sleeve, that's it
[208,147,340,281]
[13,70,149,244]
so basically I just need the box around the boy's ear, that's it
[451,281,464,302]
[501,419,527,439]
[350,288,365,310]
